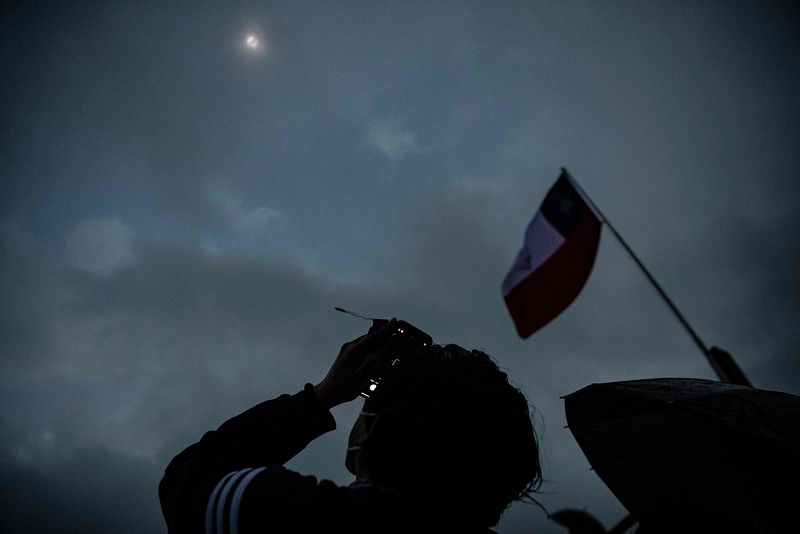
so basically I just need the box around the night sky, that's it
[2,2,799,532]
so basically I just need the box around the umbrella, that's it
[564,378,800,532]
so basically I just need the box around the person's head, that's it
[346,343,541,527]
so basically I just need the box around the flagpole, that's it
[560,168,752,386]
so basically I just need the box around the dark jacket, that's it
[159,384,495,534]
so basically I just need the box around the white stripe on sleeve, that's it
[206,471,238,534]
[215,468,252,534]
[229,467,266,534]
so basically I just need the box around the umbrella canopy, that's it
[564,378,800,532]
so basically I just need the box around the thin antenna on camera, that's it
[334,307,376,321]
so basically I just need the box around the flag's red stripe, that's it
[504,205,601,338]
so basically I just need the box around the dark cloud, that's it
[0,224,66,374]
[0,449,162,533]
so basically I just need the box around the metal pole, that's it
[561,168,751,386]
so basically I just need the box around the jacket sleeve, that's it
[158,383,341,533]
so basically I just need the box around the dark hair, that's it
[362,344,542,527]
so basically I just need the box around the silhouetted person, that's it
[159,319,541,533]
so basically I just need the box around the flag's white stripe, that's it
[216,468,252,534]
[206,471,238,534]
[229,467,267,534]
[502,212,565,296]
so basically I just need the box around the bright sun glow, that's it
[245,35,259,49]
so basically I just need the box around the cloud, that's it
[235,206,285,236]
[0,442,163,534]
[204,181,245,219]
[1,223,71,374]
[63,217,135,277]
[205,181,286,239]
[2,230,387,456]
[365,122,420,160]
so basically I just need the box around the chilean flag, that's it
[502,171,602,338]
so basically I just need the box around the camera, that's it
[360,318,433,398]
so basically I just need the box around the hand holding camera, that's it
[313,311,432,409]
